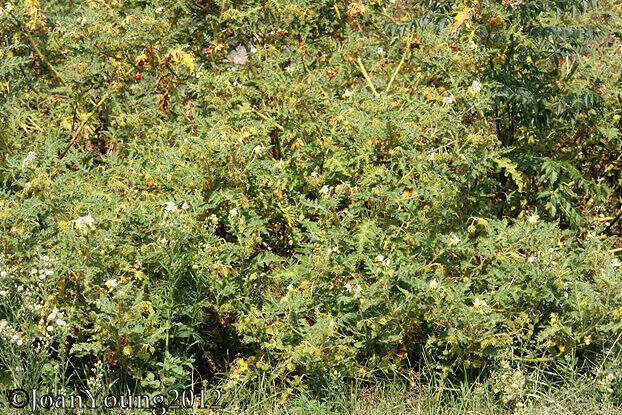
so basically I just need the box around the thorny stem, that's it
[11,14,68,87]
[385,34,412,95]
[356,57,380,97]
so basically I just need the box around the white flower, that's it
[24,182,31,191]
[275,159,284,169]
[326,245,339,255]
[104,279,118,289]
[56,319,67,327]
[249,45,257,54]
[376,254,385,262]
[344,282,361,295]
[474,297,487,308]
[287,284,294,291]
[46,325,54,332]
[384,258,391,266]
[23,151,36,166]
[5,2,13,12]
[80,17,87,25]
[75,213,95,230]
[0,290,8,297]
[442,94,454,105]
[311,171,319,179]
[321,185,330,195]
[429,279,439,289]
[252,144,263,153]
[344,89,353,98]
[426,152,436,161]
[0,270,6,278]
[527,213,539,224]
[377,47,384,55]
[181,201,190,210]
[164,201,178,212]
[563,281,571,290]
[449,234,461,246]
[527,256,536,264]
[47,308,58,321]
[611,258,620,268]
[156,6,164,13]
[219,131,227,139]
[0,319,7,329]
[229,208,238,217]
[471,78,482,94]
[30,268,37,275]
[10,334,20,343]
[84,213,95,227]
[469,39,476,50]
[587,231,597,239]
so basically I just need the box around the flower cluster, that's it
[30,255,54,281]
[0,318,24,347]
[46,307,67,333]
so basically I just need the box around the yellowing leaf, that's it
[494,157,525,192]
[451,7,472,35]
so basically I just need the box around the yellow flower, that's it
[123,345,133,356]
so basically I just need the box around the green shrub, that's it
[0,0,620,397]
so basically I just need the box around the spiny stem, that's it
[58,92,111,159]
[356,57,379,97]
[385,34,412,95]
[251,107,284,131]
[17,19,68,87]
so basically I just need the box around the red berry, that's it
[138,60,145,67]
[135,73,142,81]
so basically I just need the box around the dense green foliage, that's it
[0,0,620,409]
